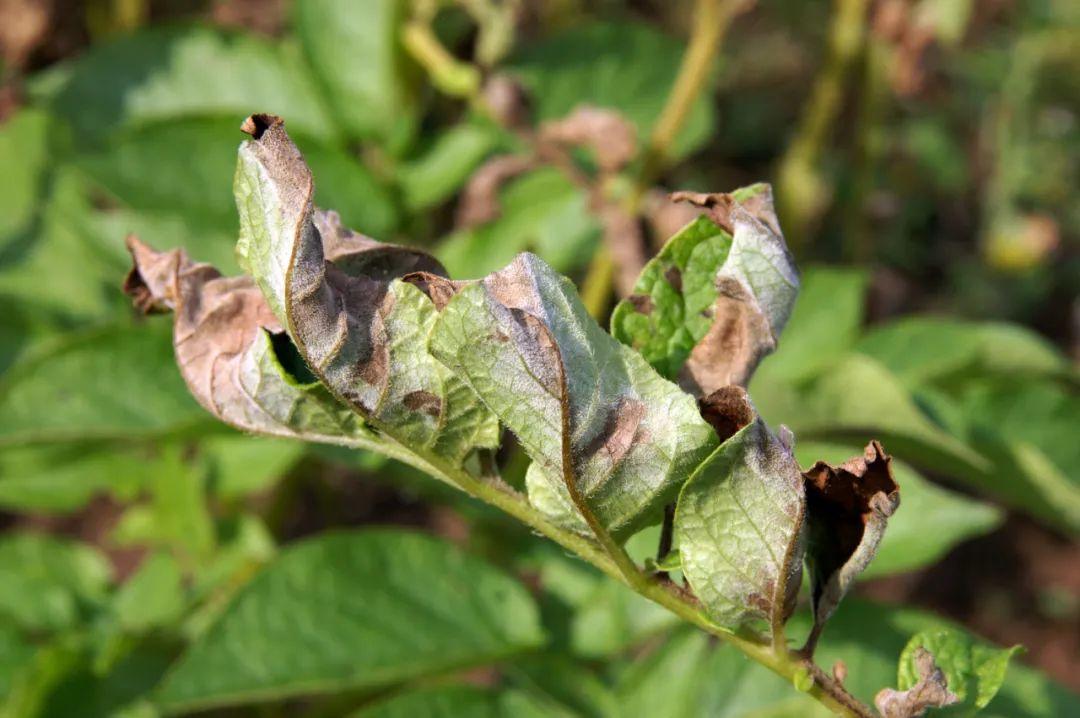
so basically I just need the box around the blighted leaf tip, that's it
[240,113,284,139]
[697,385,754,442]
[875,648,959,718]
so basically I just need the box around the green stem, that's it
[776,0,869,248]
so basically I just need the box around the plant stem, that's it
[425,456,873,717]
[776,0,870,248]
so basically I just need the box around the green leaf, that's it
[429,252,718,538]
[147,448,216,562]
[856,318,1067,387]
[0,322,209,448]
[0,109,56,253]
[155,530,545,713]
[0,534,111,632]
[399,123,502,211]
[294,0,418,146]
[754,266,868,384]
[794,443,1002,579]
[509,21,716,159]
[0,444,156,513]
[234,116,499,466]
[124,238,383,453]
[203,435,305,499]
[612,185,798,393]
[437,167,600,278]
[674,417,805,634]
[111,553,186,633]
[354,685,551,718]
[893,629,1021,715]
[0,624,35,700]
[43,26,337,142]
[612,629,830,717]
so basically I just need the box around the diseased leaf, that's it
[891,629,1021,717]
[802,441,900,654]
[233,115,499,466]
[674,402,806,635]
[875,647,960,718]
[429,252,718,539]
[124,236,379,451]
[155,530,545,713]
[612,184,799,393]
[794,443,1002,580]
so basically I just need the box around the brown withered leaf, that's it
[875,648,960,718]
[234,115,499,465]
[123,236,375,448]
[697,385,756,443]
[802,440,900,655]
[538,105,637,173]
[455,153,538,229]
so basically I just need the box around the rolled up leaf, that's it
[232,114,499,466]
[123,237,376,449]
[428,252,718,539]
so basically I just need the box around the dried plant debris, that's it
[123,237,375,449]
[538,105,637,173]
[611,183,798,393]
[875,648,959,718]
[455,153,538,229]
[233,114,499,465]
[803,440,900,654]
[429,252,718,539]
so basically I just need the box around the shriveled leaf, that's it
[876,647,960,718]
[155,530,545,713]
[234,115,499,465]
[0,322,208,448]
[429,252,718,538]
[893,630,1022,716]
[674,405,806,635]
[612,184,799,393]
[794,443,1002,579]
[538,105,638,172]
[802,441,900,653]
[124,237,380,451]
[353,685,551,718]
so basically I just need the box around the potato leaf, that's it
[674,400,806,636]
[428,252,718,539]
[124,237,379,451]
[875,647,960,718]
[233,115,499,466]
[612,184,799,393]
[802,441,900,654]
[155,530,545,713]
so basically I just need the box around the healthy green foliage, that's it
[156,530,545,712]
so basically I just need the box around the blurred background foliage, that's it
[0,0,1076,716]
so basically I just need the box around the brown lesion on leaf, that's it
[875,648,960,718]
[670,184,780,235]
[577,397,647,471]
[663,265,683,293]
[679,275,773,394]
[403,390,442,418]
[402,271,466,311]
[240,113,283,140]
[697,385,754,442]
[627,293,654,315]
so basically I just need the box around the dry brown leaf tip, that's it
[804,440,900,528]
[669,185,781,236]
[875,648,960,718]
[697,385,755,442]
